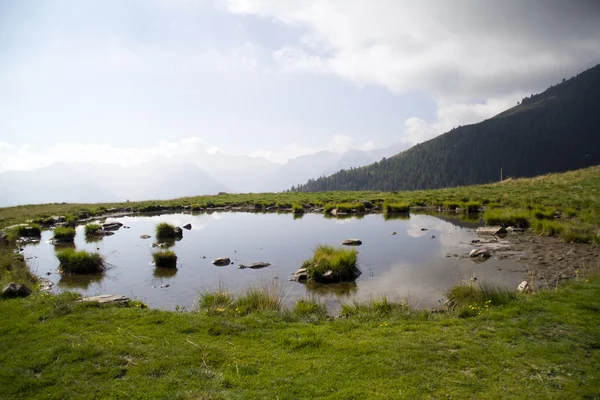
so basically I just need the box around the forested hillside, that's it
[293,64,600,192]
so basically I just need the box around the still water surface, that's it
[23,212,525,311]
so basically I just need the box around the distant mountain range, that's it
[0,142,410,207]
[294,64,600,192]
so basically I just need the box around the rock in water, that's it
[475,226,508,236]
[2,283,32,298]
[182,223,192,230]
[469,248,492,258]
[238,262,271,269]
[211,257,231,266]
[140,234,151,239]
[342,239,362,246]
[102,222,123,231]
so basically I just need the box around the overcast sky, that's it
[1,0,599,172]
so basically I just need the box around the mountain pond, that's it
[22,212,527,312]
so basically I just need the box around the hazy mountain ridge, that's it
[0,142,407,206]
[293,64,600,192]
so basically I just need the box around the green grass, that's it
[483,208,531,227]
[155,222,181,240]
[199,284,281,316]
[152,250,177,268]
[0,246,38,288]
[8,224,41,239]
[291,204,304,214]
[84,223,102,236]
[533,208,556,220]
[334,202,366,213]
[442,201,461,211]
[52,227,75,242]
[0,272,599,398]
[532,219,565,237]
[55,249,105,274]
[462,201,481,213]
[302,244,359,282]
[445,282,518,318]
[383,202,410,213]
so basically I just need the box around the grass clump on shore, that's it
[532,219,564,237]
[53,227,75,242]
[292,204,304,214]
[334,202,366,213]
[152,250,177,268]
[340,296,420,320]
[445,282,517,317]
[199,284,281,316]
[84,223,102,236]
[463,201,481,213]
[155,222,181,240]
[383,202,410,213]
[56,249,105,274]
[302,245,360,282]
[483,208,530,227]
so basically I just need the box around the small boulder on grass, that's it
[153,250,177,268]
[53,227,76,243]
[293,245,361,283]
[155,223,183,240]
[56,249,106,274]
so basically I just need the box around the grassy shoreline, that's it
[0,269,598,399]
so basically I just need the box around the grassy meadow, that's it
[0,166,599,398]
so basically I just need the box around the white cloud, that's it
[224,0,600,144]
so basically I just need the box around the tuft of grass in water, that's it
[445,282,517,317]
[84,223,102,236]
[302,245,359,282]
[12,224,42,238]
[152,250,177,268]
[53,226,76,242]
[56,249,105,274]
[155,222,181,239]
[383,202,410,213]
[483,208,530,227]
[292,204,304,214]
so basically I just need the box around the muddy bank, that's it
[470,232,599,289]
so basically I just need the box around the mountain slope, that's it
[294,64,600,192]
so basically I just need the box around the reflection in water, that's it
[59,273,105,289]
[293,214,304,220]
[22,212,526,311]
[304,282,358,298]
[383,213,410,221]
[153,267,178,278]
[85,236,104,244]
[53,242,76,250]
[323,213,365,220]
